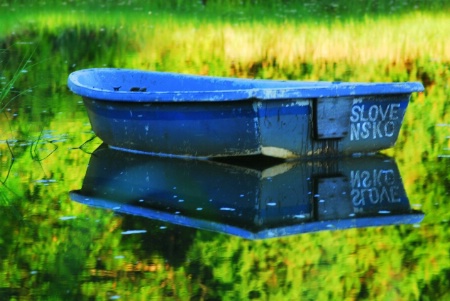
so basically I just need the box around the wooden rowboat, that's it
[70,145,424,239]
[68,68,424,158]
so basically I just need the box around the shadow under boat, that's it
[70,145,424,240]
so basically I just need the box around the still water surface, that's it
[1,17,450,301]
[1,61,448,301]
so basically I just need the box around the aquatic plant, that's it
[0,47,34,113]
[0,46,35,207]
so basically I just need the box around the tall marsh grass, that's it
[123,13,449,77]
[4,9,448,74]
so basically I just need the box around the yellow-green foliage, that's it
[0,2,449,300]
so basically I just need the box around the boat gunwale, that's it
[68,68,425,103]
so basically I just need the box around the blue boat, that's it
[70,145,424,239]
[68,68,424,158]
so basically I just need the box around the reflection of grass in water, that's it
[0,3,448,163]
[0,142,16,206]
[0,0,448,21]
[436,124,450,158]
[0,47,34,112]
[0,47,34,206]
[30,10,450,161]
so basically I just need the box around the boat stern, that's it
[257,93,413,158]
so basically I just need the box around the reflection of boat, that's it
[68,68,423,158]
[70,145,424,239]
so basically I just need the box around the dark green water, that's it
[1,10,450,301]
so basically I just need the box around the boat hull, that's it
[83,93,410,158]
[83,98,260,157]
[69,68,423,158]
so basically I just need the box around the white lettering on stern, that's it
[350,103,400,141]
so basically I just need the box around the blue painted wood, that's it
[70,145,424,240]
[68,68,424,102]
[68,68,424,158]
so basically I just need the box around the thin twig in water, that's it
[71,135,99,154]
[30,130,58,161]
